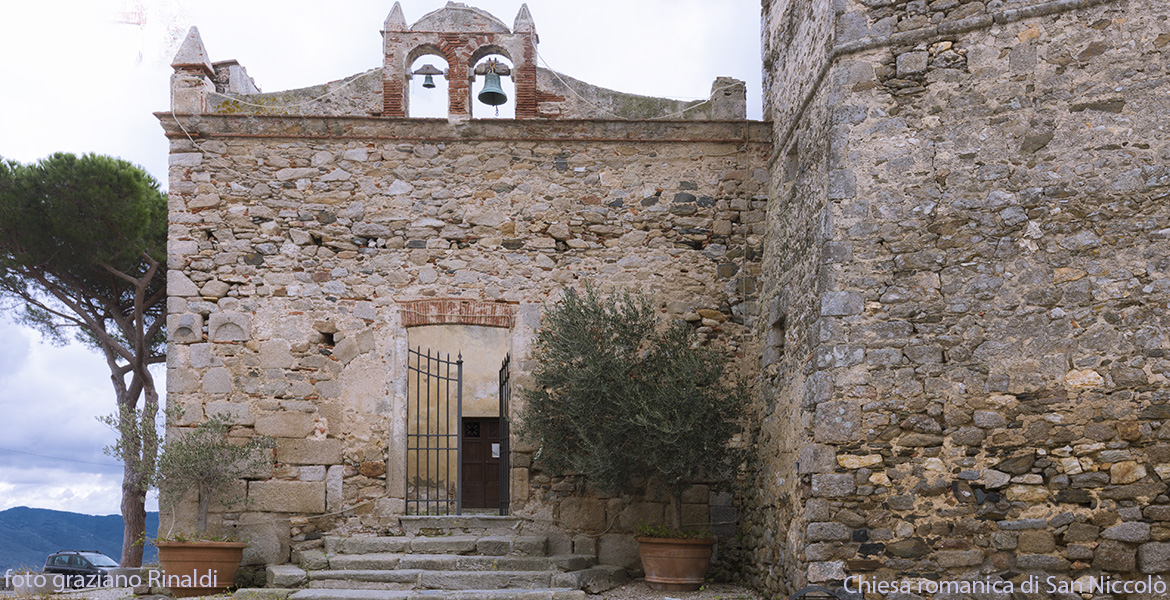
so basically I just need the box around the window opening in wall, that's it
[471,55,515,119]
[409,55,449,118]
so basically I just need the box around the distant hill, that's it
[0,507,158,571]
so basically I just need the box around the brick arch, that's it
[398,298,516,329]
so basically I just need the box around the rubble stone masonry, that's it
[745,0,1170,595]
[160,113,769,566]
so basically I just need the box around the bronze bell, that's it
[414,64,443,90]
[477,72,507,107]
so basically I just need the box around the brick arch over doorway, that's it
[398,298,516,329]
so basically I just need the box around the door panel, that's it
[461,417,500,509]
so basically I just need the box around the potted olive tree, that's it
[153,411,273,597]
[519,285,747,591]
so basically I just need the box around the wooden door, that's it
[461,417,501,509]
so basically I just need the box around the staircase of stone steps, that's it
[264,516,627,600]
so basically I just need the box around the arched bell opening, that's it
[408,54,449,119]
[470,54,515,120]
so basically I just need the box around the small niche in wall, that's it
[768,313,786,357]
[783,144,799,184]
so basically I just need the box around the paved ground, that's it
[1,580,767,600]
[598,581,766,600]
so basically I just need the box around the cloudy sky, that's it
[0,0,762,516]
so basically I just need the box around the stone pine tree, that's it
[0,153,167,567]
[520,285,747,532]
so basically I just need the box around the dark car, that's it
[42,551,119,587]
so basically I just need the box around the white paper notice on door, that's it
[491,443,500,458]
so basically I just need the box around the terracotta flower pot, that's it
[636,536,716,591]
[154,540,247,597]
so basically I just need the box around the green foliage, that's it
[519,284,747,519]
[634,523,715,540]
[0,153,168,348]
[156,410,275,537]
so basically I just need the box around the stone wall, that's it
[160,113,769,565]
[746,0,1170,596]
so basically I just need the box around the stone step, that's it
[399,515,523,535]
[325,536,548,557]
[306,570,558,591]
[309,570,422,585]
[549,566,629,595]
[291,589,585,600]
[328,553,403,570]
[315,555,593,575]
[399,554,594,572]
[417,570,554,590]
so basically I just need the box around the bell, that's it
[477,72,507,107]
[422,74,436,89]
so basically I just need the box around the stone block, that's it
[799,444,839,474]
[248,480,325,513]
[260,340,294,369]
[202,367,232,394]
[814,400,860,443]
[597,533,640,570]
[1102,521,1151,543]
[617,501,664,530]
[256,412,317,438]
[1016,554,1070,571]
[168,270,200,296]
[238,514,291,566]
[681,503,709,531]
[828,170,856,199]
[299,466,326,481]
[807,561,846,582]
[936,549,983,567]
[234,590,292,600]
[558,497,607,532]
[1017,530,1055,553]
[275,438,343,465]
[821,291,863,316]
[209,312,251,342]
[681,484,709,504]
[808,522,852,542]
[551,565,628,594]
[168,313,204,344]
[207,401,253,425]
[1094,539,1136,572]
[811,474,856,498]
[1139,542,1170,573]
[326,465,344,511]
[896,51,929,77]
[296,549,328,570]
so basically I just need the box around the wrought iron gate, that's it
[498,353,512,515]
[406,347,462,515]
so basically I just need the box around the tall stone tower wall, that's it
[747,0,1170,594]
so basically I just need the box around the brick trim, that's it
[398,298,516,328]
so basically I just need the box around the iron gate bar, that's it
[498,353,511,516]
[406,347,463,515]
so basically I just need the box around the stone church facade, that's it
[162,0,1170,596]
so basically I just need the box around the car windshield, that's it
[84,554,119,567]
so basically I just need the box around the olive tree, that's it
[519,285,747,532]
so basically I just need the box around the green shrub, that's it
[519,284,747,531]
[156,411,274,538]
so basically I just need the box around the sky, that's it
[0,0,763,517]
